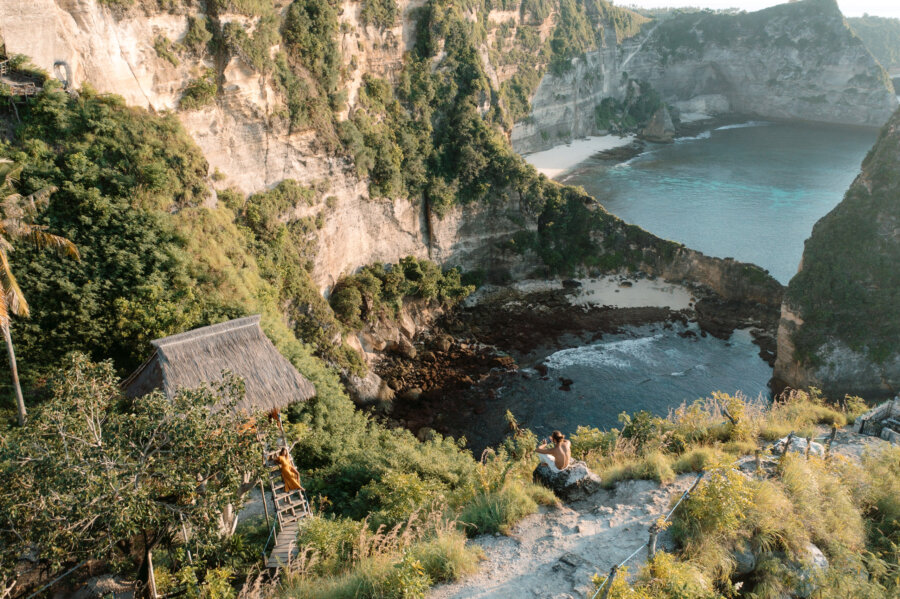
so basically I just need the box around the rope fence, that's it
[588,424,839,598]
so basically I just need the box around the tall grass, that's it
[277,512,480,599]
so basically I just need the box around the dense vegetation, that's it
[2,0,892,597]
[329,257,475,329]
[786,107,900,365]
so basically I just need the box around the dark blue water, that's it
[501,323,771,439]
[564,122,878,283]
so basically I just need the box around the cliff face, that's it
[0,0,822,302]
[514,0,898,153]
[774,107,900,399]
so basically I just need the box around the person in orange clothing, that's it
[274,447,303,492]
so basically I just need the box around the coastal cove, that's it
[558,121,878,284]
[487,119,877,444]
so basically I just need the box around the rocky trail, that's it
[429,475,696,599]
[427,426,894,599]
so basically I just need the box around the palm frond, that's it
[0,249,29,318]
[0,161,23,191]
[24,185,57,215]
[0,292,9,329]
[15,224,80,260]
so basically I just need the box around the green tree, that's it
[0,160,79,426]
[0,354,274,589]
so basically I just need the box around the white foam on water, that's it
[676,130,712,143]
[715,121,770,131]
[544,334,664,370]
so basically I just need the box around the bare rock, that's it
[533,460,602,502]
[71,575,134,599]
[640,106,676,143]
[345,371,395,406]
[773,435,825,457]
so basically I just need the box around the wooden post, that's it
[804,435,812,460]
[599,565,618,599]
[647,525,659,559]
[147,550,158,599]
[754,449,761,474]
[261,480,271,529]
[825,425,837,459]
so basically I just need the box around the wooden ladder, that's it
[265,454,310,569]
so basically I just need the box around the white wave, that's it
[676,130,711,143]
[544,334,664,370]
[715,121,770,131]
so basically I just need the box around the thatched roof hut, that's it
[122,315,315,413]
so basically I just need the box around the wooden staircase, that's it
[265,454,311,569]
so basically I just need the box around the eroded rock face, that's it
[775,107,900,399]
[640,105,675,143]
[533,461,602,502]
[513,0,898,153]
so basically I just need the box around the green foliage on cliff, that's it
[179,68,218,109]
[849,15,900,72]
[786,108,900,365]
[360,0,400,29]
[329,257,474,329]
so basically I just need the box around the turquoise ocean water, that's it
[496,122,878,439]
[565,121,878,284]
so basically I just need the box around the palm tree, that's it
[0,160,79,426]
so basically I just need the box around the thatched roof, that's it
[123,315,316,413]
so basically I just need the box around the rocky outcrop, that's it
[533,461,602,501]
[514,0,898,153]
[639,105,675,143]
[775,107,900,399]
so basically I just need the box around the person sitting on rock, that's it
[536,430,571,472]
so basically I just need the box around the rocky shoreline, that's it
[362,275,779,451]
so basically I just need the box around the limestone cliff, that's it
[0,0,812,302]
[513,0,898,153]
[774,107,900,399]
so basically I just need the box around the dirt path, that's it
[429,475,696,599]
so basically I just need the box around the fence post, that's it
[599,565,618,599]
[647,524,659,559]
[825,425,837,459]
[804,435,812,460]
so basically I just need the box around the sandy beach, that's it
[524,135,635,179]
[468,276,695,311]
[568,276,695,310]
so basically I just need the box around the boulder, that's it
[387,337,417,359]
[787,543,829,598]
[72,575,134,599]
[732,541,756,575]
[533,460,602,501]
[773,435,825,457]
[432,334,454,352]
[345,371,395,406]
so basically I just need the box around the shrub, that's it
[406,528,481,583]
[153,35,180,66]
[360,0,400,29]
[180,68,218,110]
[599,451,675,488]
[296,516,364,575]
[184,16,214,56]
[457,483,539,536]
